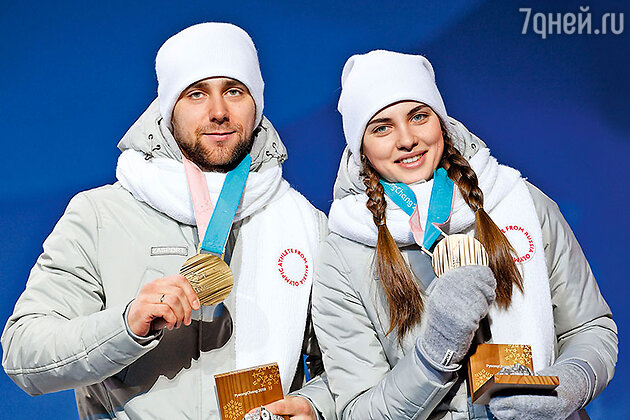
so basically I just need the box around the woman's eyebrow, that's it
[367,117,391,127]
[407,105,429,117]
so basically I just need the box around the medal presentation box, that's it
[215,363,289,420]
[467,344,559,405]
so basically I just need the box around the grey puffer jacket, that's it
[312,120,618,420]
[2,100,336,420]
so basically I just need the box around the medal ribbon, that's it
[182,156,214,239]
[379,167,455,250]
[380,181,416,216]
[182,154,252,256]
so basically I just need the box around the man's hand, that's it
[127,275,200,337]
[264,396,316,420]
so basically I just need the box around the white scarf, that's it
[116,150,319,392]
[329,148,555,371]
[116,150,290,225]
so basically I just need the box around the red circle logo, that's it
[277,248,309,287]
[501,225,536,263]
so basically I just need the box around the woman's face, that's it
[362,101,444,184]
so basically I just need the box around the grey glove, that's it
[488,360,592,420]
[416,265,496,371]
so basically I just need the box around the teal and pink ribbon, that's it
[379,167,455,250]
[182,154,251,256]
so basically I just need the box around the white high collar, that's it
[115,150,290,226]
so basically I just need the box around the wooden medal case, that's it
[467,344,559,404]
[215,363,288,420]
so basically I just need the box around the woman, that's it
[312,50,617,419]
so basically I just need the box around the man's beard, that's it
[173,123,256,173]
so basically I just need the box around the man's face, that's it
[171,77,257,172]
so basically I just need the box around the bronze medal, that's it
[431,234,489,277]
[180,253,233,305]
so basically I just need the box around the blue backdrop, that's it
[1,1,628,418]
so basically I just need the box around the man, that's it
[2,23,334,420]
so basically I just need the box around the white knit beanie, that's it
[337,50,448,164]
[156,22,264,129]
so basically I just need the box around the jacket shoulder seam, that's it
[76,191,102,280]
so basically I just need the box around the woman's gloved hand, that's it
[416,265,496,371]
[488,360,592,420]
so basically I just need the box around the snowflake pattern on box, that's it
[473,368,494,391]
[251,364,280,391]
[504,344,533,367]
[223,400,244,420]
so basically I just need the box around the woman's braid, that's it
[361,155,387,227]
[440,133,523,307]
[361,154,424,340]
[440,139,484,212]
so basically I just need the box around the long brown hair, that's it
[361,130,523,341]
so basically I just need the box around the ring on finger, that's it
[159,293,166,303]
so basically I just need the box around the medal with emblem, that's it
[381,168,489,276]
[180,154,251,305]
[431,234,489,277]
[180,251,233,305]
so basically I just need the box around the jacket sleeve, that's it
[1,192,159,396]
[291,373,337,420]
[528,182,618,403]
[312,238,457,420]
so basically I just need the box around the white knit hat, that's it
[337,50,448,164]
[156,22,264,129]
